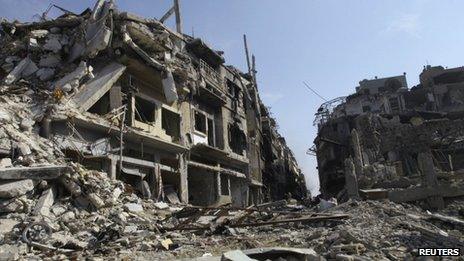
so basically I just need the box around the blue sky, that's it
[2,0,464,195]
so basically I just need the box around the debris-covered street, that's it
[0,0,463,260]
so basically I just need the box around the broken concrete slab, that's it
[0,158,12,168]
[123,31,165,70]
[0,179,34,198]
[72,62,126,112]
[162,69,178,103]
[33,187,56,216]
[39,54,61,68]
[30,29,49,38]
[154,201,169,210]
[17,142,31,156]
[52,61,90,91]
[22,60,38,77]
[88,193,105,209]
[43,37,62,53]
[4,57,33,84]
[221,250,256,261]
[36,68,55,81]
[28,38,39,49]
[124,203,143,213]
[242,247,320,260]
[68,0,113,61]
[0,165,69,180]
[0,218,19,234]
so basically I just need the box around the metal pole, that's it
[174,0,182,34]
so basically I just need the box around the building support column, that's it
[178,153,189,203]
[418,151,445,210]
[109,157,117,180]
[216,170,221,201]
[344,157,360,199]
[153,153,164,201]
[351,129,363,177]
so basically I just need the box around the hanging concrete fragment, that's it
[162,69,178,103]
[68,0,113,62]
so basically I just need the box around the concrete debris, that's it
[124,202,144,213]
[32,187,56,216]
[30,30,49,38]
[72,62,126,111]
[36,67,55,81]
[221,250,256,261]
[319,198,338,211]
[43,37,62,53]
[0,0,462,260]
[4,57,34,84]
[0,179,34,198]
[162,69,178,103]
[52,61,92,91]
[0,158,12,168]
[39,54,61,68]
[154,201,169,209]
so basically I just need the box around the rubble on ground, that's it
[0,0,463,260]
[1,174,463,260]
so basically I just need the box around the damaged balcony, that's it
[196,59,227,106]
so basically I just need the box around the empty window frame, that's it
[220,174,230,196]
[194,111,207,134]
[362,105,371,112]
[135,96,157,123]
[162,108,180,139]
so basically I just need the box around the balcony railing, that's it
[199,59,223,89]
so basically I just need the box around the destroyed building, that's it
[313,67,464,209]
[0,0,306,208]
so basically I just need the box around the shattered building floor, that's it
[0,0,463,260]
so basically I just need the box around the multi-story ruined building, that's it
[314,68,464,209]
[261,106,307,201]
[0,0,306,207]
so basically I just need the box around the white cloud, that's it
[261,91,284,105]
[384,14,421,38]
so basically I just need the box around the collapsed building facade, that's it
[0,0,306,207]
[314,67,464,209]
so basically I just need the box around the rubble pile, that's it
[1,174,464,260]
[0,0,463,260]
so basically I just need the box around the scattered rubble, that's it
[0,0,463,260]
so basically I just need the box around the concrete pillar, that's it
[40,117,51,139]
[216,170,221,200]
[109,86,122,111]
[344,157,360,199]
[153,153,164,201]
[109,157,117,180]
[351,129,363,177]
[418,151,445,210]
[178,153,189,203]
